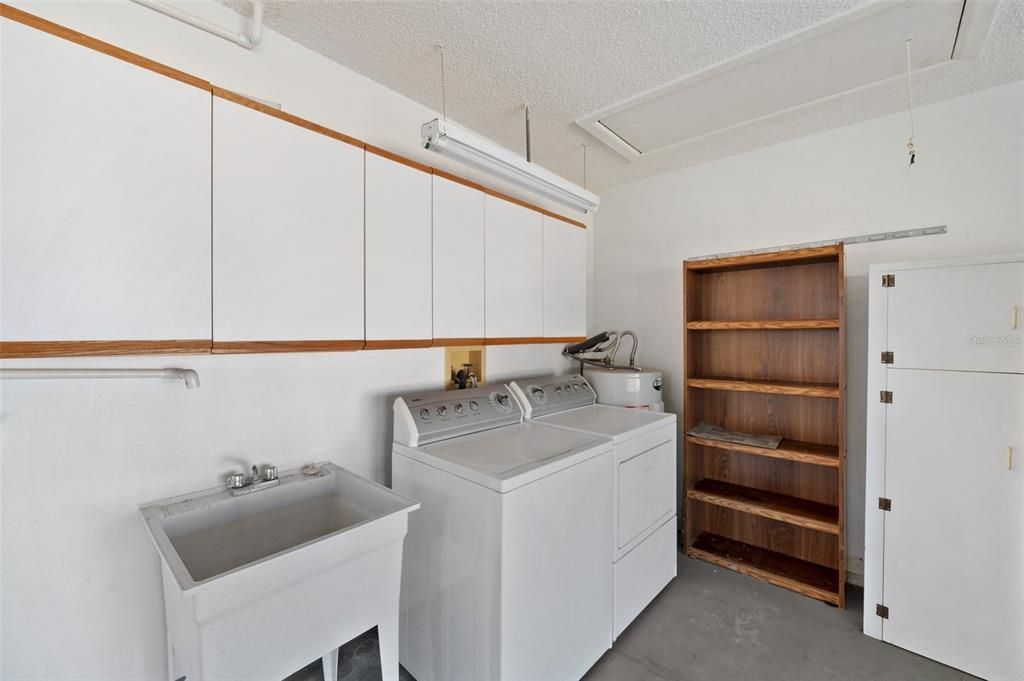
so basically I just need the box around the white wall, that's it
[0,2,583,678]
[593,81,1024,574]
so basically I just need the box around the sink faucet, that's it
[227,463,280,496]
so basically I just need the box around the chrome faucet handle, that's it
[264,465,279,481]
[226,473,246,489]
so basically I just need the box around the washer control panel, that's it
[394,385,522,446]
[508,374,596,419]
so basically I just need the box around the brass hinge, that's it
[876,604,890,619]
[878,497,892,511]
[881,273,895,287]
[881,351,894,364]
[880,390,893,403]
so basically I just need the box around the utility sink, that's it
[140,462,419,681]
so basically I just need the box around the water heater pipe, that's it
[130,0,264,49]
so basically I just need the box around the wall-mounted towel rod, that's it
[130,0,263,49]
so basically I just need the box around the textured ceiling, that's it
[223,0,1024,191]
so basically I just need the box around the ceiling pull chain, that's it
[905,38,916,166]
[437,44,448,121]
[583,143,589,190]
[524,103,532,162]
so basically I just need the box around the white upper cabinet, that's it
[887,260,1023,373]
[365,152,433,341]
[485,196,543,338]
[542,216,587,338]
[0,20,211,341]
[212,97,364,342]
[432,176,485,340]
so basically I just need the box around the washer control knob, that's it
[469,401,480,411]
[419,408,430,420]
[572,383,581,391]
[437,405,448,417]
[555,386,563,395]
[497,393,510,407]
[531,387,545,400]
[454,402,464,415]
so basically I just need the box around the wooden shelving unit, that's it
[683,244,846,607]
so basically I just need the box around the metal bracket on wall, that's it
[880,390,893,403]
[881,351,894,364]
[876,604,890,619]
[878,497,892,511]
[881,273,896,287]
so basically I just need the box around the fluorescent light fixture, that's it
[421,118,599,214]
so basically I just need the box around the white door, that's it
[432,176,485,340]
[882,369,1023,681]
[485,196,543,338]
[542,216,587,338]
[365,153,433,342]
[0,20,211,341]
[212,98,364,342]
[887,261,1024,373]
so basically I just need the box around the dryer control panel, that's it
[394,385,522,447]
[508,373,596,419]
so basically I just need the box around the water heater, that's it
[583,366,664,412]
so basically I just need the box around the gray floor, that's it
[289,552,973,681]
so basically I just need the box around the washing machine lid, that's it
[535,404,675,443]
[402,422,611,493]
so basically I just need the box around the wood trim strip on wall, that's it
[433,168,587,230]
[364,339,435,350]
[0,340,212,358]
[365,144,434,174]
[484,337,584,346]
[432,338,487,347]
[0,3,211,91]
[212,87,364,149]
[211,340,364,354]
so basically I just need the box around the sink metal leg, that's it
[322,647,339,681]
[378,612,400,681]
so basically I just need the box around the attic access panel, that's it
[577,0,997,160]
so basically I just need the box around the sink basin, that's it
[140,462,419,681]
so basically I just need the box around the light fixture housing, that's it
[421,118,599,214]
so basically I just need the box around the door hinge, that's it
[880,390,893,404]
[881,351,894,364]
[876,604,889,619]
[878,497,892,511]
[881,273,895,287]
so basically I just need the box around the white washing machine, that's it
[392,385,614,681]
[509,374,677,638]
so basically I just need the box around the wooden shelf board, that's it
[687,319,840,330]
[686,434,839,467]
[689,479,839,534]
[687,377,840,398]
[688,533,840,605]
[684,245,842,272]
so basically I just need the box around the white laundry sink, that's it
[140,462,419,681]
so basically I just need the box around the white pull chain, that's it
[905,38,916,166]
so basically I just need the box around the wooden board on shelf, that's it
[686,434,840,467]
[687,319,840,330]
[687,377,840,398]
[689,479,839,534]
[688,532,841,605]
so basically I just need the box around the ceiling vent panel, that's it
[577,0,997,160]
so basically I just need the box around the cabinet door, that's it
[212,97,364,343]
[1,20,211,341]
[485,196,543,338]
[542,216,587,338]
[365,153,432,342]
[887,261,1023,372]
[882,369,1022,681]
[432,176,485,340]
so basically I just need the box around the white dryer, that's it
[509,374,677,638]
[392,385,614,681]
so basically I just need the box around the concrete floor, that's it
[291,552,974,681]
